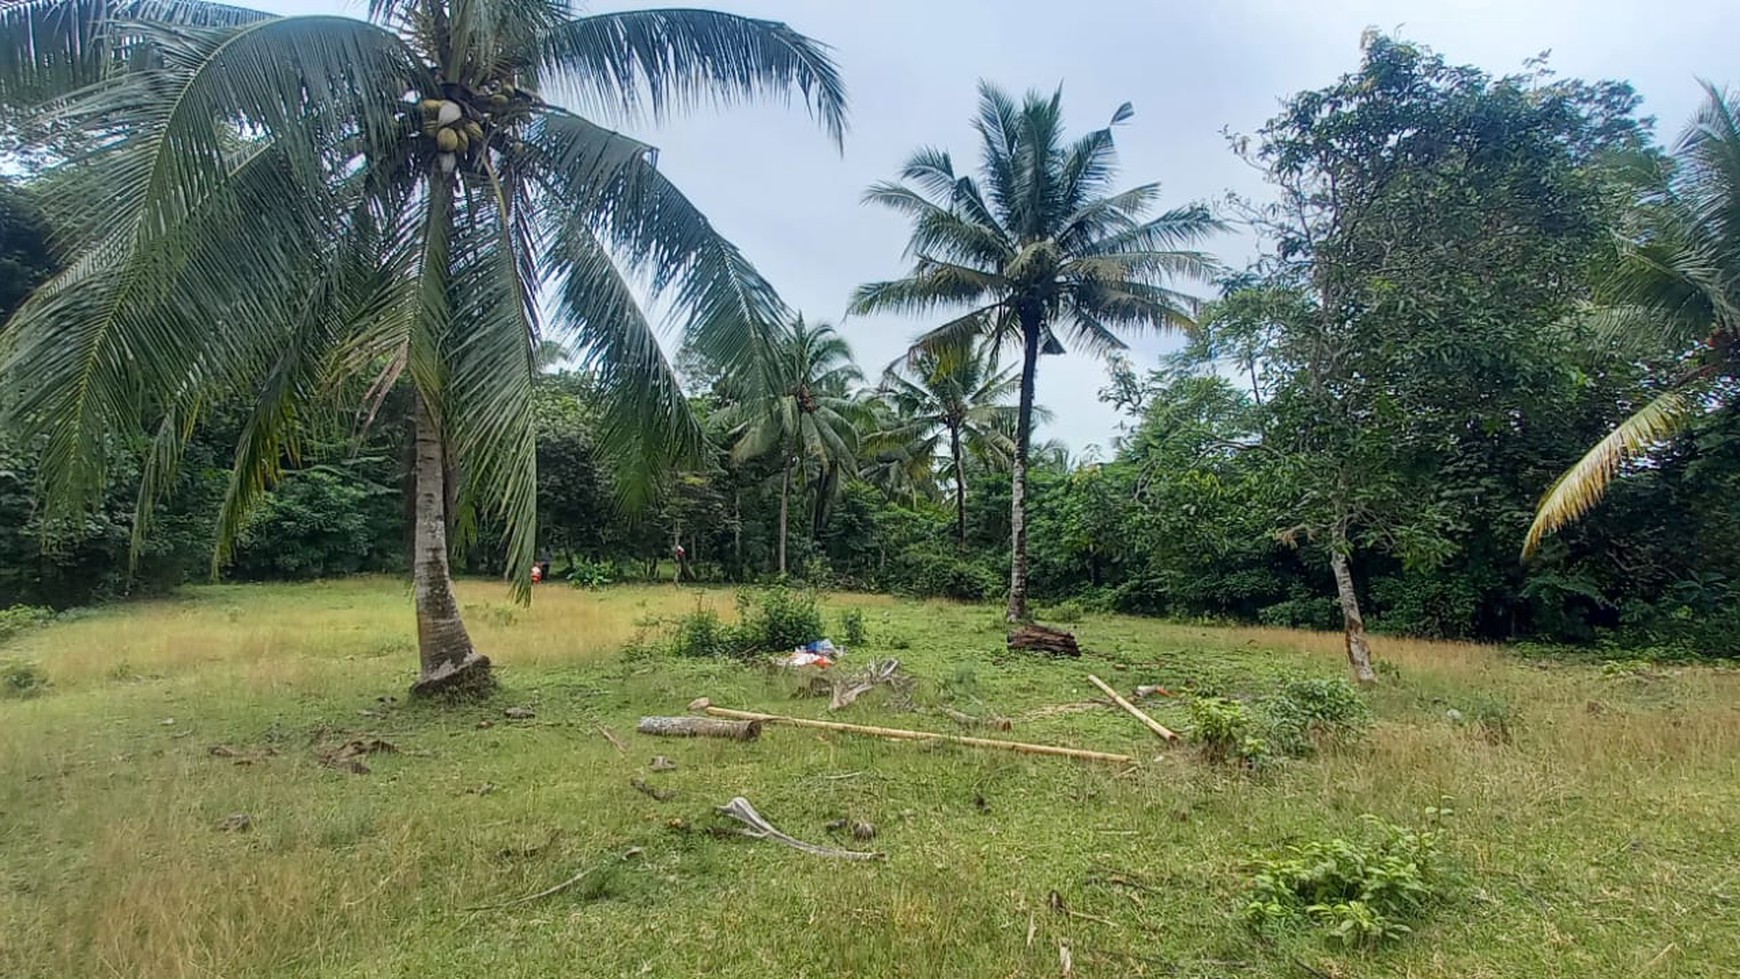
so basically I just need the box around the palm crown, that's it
[873,342,1026,544]
[851,81,1220,617]
[1525,84,1740,555]
[0,0,845,686]
[715,315,862,574]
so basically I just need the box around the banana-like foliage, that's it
[851,81,1218,616]
[0,0,847,601]
[1525,84,1740,555]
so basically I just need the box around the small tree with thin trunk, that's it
[0,0,845,694]
[852,82,1219,621]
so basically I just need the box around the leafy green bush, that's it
[0,604,52,644]
[738,587,824,652]
[1257,596,1343,631]
[883,547,1000,602]
[1188,697,1272,768]
[0,657,46,698]
[1262,677,1373,756]
[669,604,732,659]
[1243,810,1454,947]
[838,607,868,647]
[565,559,615,589]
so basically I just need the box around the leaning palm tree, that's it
[0,0,845,693]
[875,341,1025,546]
[1525,83,1740,556]
[851,82,1220,619]
[716,316,862,575]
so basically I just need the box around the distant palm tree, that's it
[717,317,862,574]
[852,82,1220,619]
[1525,84,1740,556]
[875,341,1026,546]
[0,0,845,692]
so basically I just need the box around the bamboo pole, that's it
[704,707,1134,764]
[1085,674,1179,742]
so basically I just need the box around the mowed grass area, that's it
[3,579,1739,977]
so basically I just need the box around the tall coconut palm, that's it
[851,82,1220,620]
[875,341,1026,546]
[0,0,845,693]
[716,316,862,575]
[1525,84,1740,556]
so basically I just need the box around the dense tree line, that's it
[2,14,1737,678]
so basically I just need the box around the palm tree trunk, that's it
[1329,542,1376,685]
[1008,319,1041,622]
[410,392,491,697]
[950,425,968,548]
[778,459,791,576]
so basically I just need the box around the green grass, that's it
[3,578,1738,977]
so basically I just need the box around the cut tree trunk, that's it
[1007,623,1081,657]
[410,393,492,697]
[1330,547,1377,685]
[636,716,762,741]
[777,460,791,576]
[1007,319,1042,622]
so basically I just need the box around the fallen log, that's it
[1086,674,1179,742]
[1007,623,1081,657]
[704,707,1132,764]
[636,716,761,741]
[716,796,884,861]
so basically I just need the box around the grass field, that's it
[3,577,1739,977]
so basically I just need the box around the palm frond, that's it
[535,6,846,144]
[1524,387,1703,556]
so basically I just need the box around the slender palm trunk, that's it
[777,459,791,576]
[1329,540,1376,685]
[1007,319,1041,622]
[950,425,968,548]
[410,393,490,696]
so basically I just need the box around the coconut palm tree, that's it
[1525,84,1740,556]
[716,316,862,575]
[851,82,1220,620]
[0,0,845,693]
[874,341,1026,546]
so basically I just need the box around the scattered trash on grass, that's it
[504,706,536,720]
[775,639,840,669]
[649,755,677,771]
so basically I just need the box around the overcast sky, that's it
[269,0,1734,451]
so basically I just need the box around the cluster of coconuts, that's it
[419,98,484,174]
[416,82,537,176]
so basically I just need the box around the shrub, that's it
[0,604,52,645]
[1262,677,1372,757]
[1257,596,1343,632]
[0,657,46,698]
[669,604,732,659]
[838,607,868,647]
[1243,810,1454,947]
[565,560,615,589]
[1188,696,1272,768]
[738,587,824,652]
[884,547,1000,602]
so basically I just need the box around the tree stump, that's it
[1007,624,1081,657]
[636,716,762,741]
[410,652,495,698]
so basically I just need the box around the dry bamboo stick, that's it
[1086,674,1179,742]
[704,707,1133,764]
